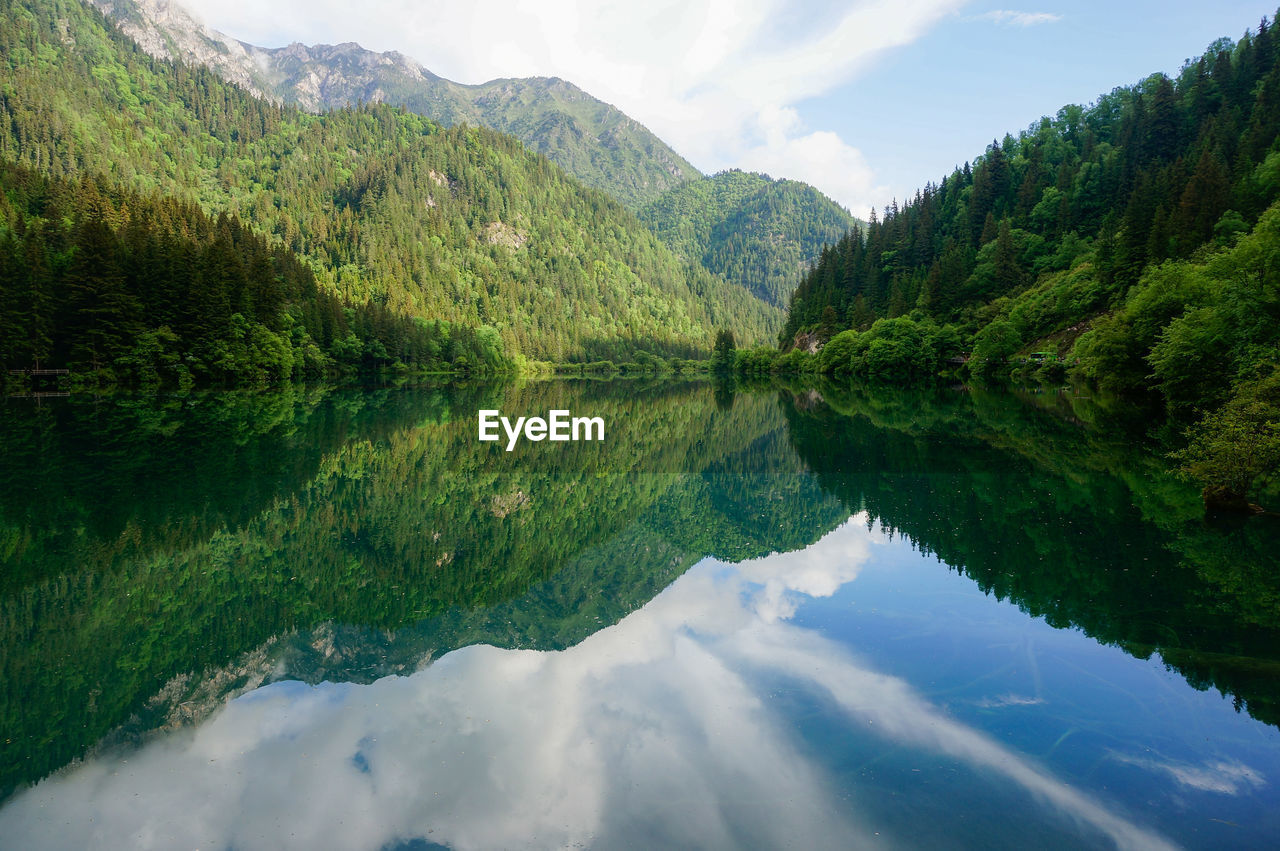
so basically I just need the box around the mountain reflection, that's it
[0,519,1176,851]
[0,380,847,799]
[2,377,1279,841]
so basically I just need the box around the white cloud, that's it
[175,0,969,213]
[734,511,878,620]
[0,518,1176,851]
[976,10,1063,27]
[737,119,886,219]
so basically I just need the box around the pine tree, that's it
[1176,147,1231,252]
[20,225,55,369]
[992,219,1024,294]
[712,328,736,370]
[849,293,874,330]
[64,219,139,370]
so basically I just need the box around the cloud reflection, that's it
[0,516,1175,850]
[1110,752,1266,796]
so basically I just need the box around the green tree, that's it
[1174,374,1280,511]
[972,320,1021,375]
[712,328,737,371]
[64,219,140,371]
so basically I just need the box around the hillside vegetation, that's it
[762,15,1280,506]
[92,0,702,210]
[0,163,510,381]
[0,0,778,372]
[641,169,858,307]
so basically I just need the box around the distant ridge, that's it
[1,0,781,366]
[91,0,701,209]
[642,170,861,308]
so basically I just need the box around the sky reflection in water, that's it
[4,515,1237,850]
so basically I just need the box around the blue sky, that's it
[808,2,1279,213]
[179,0,1280,216]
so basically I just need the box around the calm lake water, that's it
[1,379,1279,849]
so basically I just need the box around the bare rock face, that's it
[483,221,527,251]
[258,41,437,111]
[91,0,278,101]
[490,488,531,518]
[791,331,824,355]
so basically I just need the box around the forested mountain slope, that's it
[641,170,859,307]
[89,0,862,313]
[782,20,1280,360]
[0,163,507,379]
[0,0,778,368]
[90,0,701,210]
[774,15,1280,507]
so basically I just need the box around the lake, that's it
[1,378,1278,849]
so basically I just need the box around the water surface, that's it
[1,379,1278,848]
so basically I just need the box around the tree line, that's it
[0,163,510,383]
[750,14,1280,508]
[0,0,778,372]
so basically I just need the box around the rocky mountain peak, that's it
[89,0,701,208]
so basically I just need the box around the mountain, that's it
[90,0,701,210]
[776,21,1280,394]
[641,169,859,307]
[88,0,860,313]
[0,161,514,381]
[761,15,1280,509]
[0,0,780,369]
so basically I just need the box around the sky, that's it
[177,0,1280,217]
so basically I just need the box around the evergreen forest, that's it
[0,0,779,380]
[764,17,1280,507]
[640,169,858,307]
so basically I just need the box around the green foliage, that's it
[818,329,860,376]
[780,15,1280,398]
[711,328,736,371]
[1174,369,1280,508]
[1072,260,1211,392]
[1001,262,1106,344]
[0,163,503,382]
[772,347,817,374]
[113,326,181,387]
[1073,200,1280,414]
[966,219,1030,302]
[0,0,778,365]
[803,316,963,381]
[1147,306,1234,410]
[972,320,1022,374]
[641,169,858,307]
[735,345,782,375]
[852,318,935,380]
